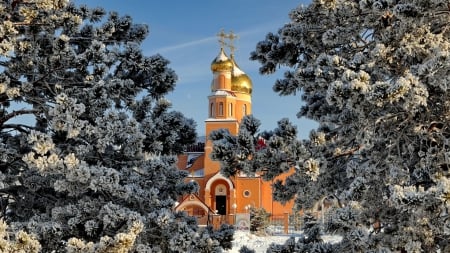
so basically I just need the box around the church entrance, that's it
[215,196,226,215]
[214,183,227,215]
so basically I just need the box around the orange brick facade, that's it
[175,46,294,220]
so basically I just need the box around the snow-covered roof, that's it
[215,49,229,62]
[233,65,245,76]
[210,90,236,96]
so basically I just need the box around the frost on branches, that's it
[0,1,233,252]
[211,0,450,252]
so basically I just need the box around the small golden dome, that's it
[232,74,252,94]
[231,59,252,94]
[211,48,233,72]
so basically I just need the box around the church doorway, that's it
[215,196,226,215]
[214,183,227,215]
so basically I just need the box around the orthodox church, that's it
[175,31,294,223]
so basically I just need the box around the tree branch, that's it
[2,123,35,133]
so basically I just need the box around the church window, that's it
[243,104,247,115]
[243,190,251,198]
[210,103,214,117]
[218,102,224,116]
[229,103,233,116]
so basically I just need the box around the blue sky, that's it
[74,0,317,139]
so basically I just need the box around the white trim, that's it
[205,173,234,192]
[204,118,237,122]
[176,200,210,214]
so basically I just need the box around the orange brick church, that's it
[175,31,294,223]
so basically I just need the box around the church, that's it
[175,31,294,224]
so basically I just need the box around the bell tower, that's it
[204,30,253,177]
[176,31,294,218]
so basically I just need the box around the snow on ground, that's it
[225,230,342,253]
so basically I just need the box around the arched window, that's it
[210,103,214,117]
[218,102,224,116]
[229,103,233,117]
[243,104,247,115]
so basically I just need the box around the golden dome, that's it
[231,59,252,94]
[211,48,233,72]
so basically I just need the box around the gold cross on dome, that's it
[216,29,239,54]
[217,29,227,49]
[226,30,238,55]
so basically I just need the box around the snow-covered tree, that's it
[249,207,270,235]
[211,0,450,252]
[0,219,41,253]
[0,1,233,252]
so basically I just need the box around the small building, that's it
[175,33,294,224]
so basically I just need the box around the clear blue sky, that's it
[73,0,317,139]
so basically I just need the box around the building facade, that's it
[175,36,294,222]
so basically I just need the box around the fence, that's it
[268,213,304,235]
[199,212,304,235]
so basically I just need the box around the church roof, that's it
[210,48,233,72]
[231,56,252,95]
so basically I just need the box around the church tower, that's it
[175,30,294,220]
[204,31,253,177]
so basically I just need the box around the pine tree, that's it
[212,0,450,252]
[249,207,270,235]
[0,1,231,252]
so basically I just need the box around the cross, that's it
[217,29,228,49]
[226,30,238,55]
[216,29,239,54]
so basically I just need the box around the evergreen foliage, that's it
[238,245,256,253]
[211,0,450,252]
[0,219,41,253]
[249,207,270,235]
[0,0,232,252]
